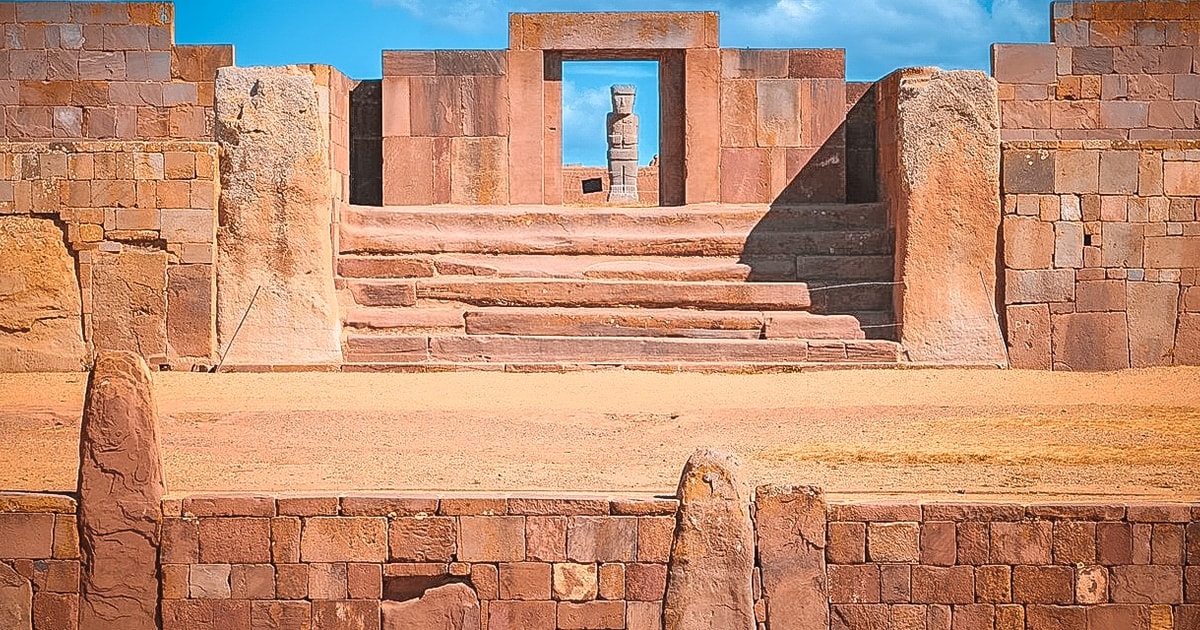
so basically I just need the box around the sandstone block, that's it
[382,583,480,630]
[637,517,674,563]
[91,251,168,359]
[1052,311,1131,371]
[566,517,636,563]
[1004,216,1055,270]
[78,352,164,630]
[553,563,598,601]
[458,516,524,562]
[0,563,32,630]
[1110,566,1183,603]
[526,516,567,562]
[312,601,379,629]
[390,516,457,562]
[499,562,551,601]
[625,563,667,602]
[0,217,86,371]
[1006,303,1052,370]
[487,600,555,630]
[1127,282,1180,368]
[198,517,270,564]
[301,517,387,563]
[215,66,340,366]
[1003,149,1054,194]
[756,485,827,630]
[663,449,755,630]
[1006,269,1075,304]
[992,44,1056,84]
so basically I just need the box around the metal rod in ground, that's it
[212,286,261,374]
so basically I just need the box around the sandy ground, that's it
[1,367,1199,500]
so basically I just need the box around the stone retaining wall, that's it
[1002,141,1200,369]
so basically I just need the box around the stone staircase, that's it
[336,203,901,371]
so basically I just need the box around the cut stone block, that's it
[1051,311,1130,372]
[381,583,480,630]
[0,217,86,371]
[756,485,827,630]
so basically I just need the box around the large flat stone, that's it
[410,279,811,310]
[463,307,765,339]
[215,65,340,366]
[78,352,164,630]
[381,583,480,630]
[756,485,828,630]
[91,251,168,360]
[663,449,755,630]
[0,564,31,630]
[1051,311,1130,372]
[0,217,85,371]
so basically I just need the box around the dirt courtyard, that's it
[1,367,1198,501]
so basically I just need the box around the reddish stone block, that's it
[498,562,551,600]
[162,599,251,630]
[636,517,674,564]
[1004,216,1055,270]
[199,517,270,564]
[976,565,1011,603]
[526,516,566,562]
[272,517,301,564]
[992,44,1056,84]
[957,522,991,565]
[828,564,881,604]
[828,522,866,564]
[250,600,311,630]
[1026,605,1086,630]
[626,601,662,630]
[382,136,433,206]
[953,604,995,630]
[566,516,636,563]
[830,604,889,630]
[610,498,677,517]
[488,601,555,630]
[598,563,624,600]
[1013,565,1073,604]
[1086,604,1151,630]
[275,564,308,600]
[1051,312,1131,372]
[879,565,910,604]
[867,522,919,563]
[626,563,667,602]
[720,148,771,203]
[1110,565,1183,603]
[277,497,338,517]
[1186,523,1200,564]
[911,566,974,604]
[558,601,625,630]
[184,495,275,517]
[161,517,200,564]
[230,564,275,600]
[339,496,438,517]
[1099,522,1134,565]
[1127,503,1192,524]
[1133,524,1153,565]
[1053,521,1096,564]
[308,563,349,600]
[720,79,756,148]
[990,522,1053,565]
[459,516,525,562]
[33,592,78,630]
[471,563,499,600]
[439,498,508,516]
[789,49,845,79]
[347,563,382,599]
[311,600,378,630]
[389,517,456,562]
[1006,304,1052,370]
[507,498,608,516]
[920,522,956,566]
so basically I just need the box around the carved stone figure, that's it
[606,85,639,203]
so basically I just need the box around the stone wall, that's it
[561,165,660,207]
[994,1,1199,142]
[717,49,846,204]
[0,141,218,368]
[0,493,81,630]
[0,2,233,142]
[1002,141,1200,370]
[160,494,675,630]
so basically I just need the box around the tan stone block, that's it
[382,136,433,205]
[160,209,212,243]
[1051,311,1131,371]
[1127,282,1180,368]
[867,522,919,563]
[719,148,770,203]
[90,251,168,356]
[1004,216,1055,270]
[720,79,756,148]
[1165,161,1200,196]
[1098,151,1138,194]
[992,44,1056,84]
[458,516,525,562]
[163,151,195,179]
[450,136,508,205]
[156,179,190,207]
[553,563,598,601]
[684,48,720,204]
[499,562,551,601]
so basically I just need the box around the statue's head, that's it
[611,85,636,114]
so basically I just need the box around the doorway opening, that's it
[561,60,660,206]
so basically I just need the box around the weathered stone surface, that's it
[381,583,480,630]
[78,352,164,630]
[663,449,755,630]
[0,563,32,630]
[756,485,827,630]
[215,66,340,366]
[879,68,1007,364]
[1051,312,1130,372]
[91,251,168,360]
[1126,282,1179,368]
[0,217,86,371]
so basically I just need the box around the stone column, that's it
[663,449,755,630]
[877,68,1008,365]
[607,85,640,203]
[756,485,828,630]
[215,65,342,367]
[77,352,164,630]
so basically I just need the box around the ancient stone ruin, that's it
[0,2,1194,374]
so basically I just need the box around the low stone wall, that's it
[561,165,660,207]
[1002,140,1200,370]
[0,493,81,629]
[0,141,218,369]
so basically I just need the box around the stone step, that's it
[795,255,894,281]
[343,334,900,365]
[340,204,892,257]
[347,278,812,310]
[343,203,887,234]
[807,281,894,313]
[338,254,755,281]
[347,307,868,340]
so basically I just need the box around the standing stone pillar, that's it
[215,66,342,367]
[663,449,755,630]
[607,85,640,203]
[77,352,164,630]
[756,485,828,630]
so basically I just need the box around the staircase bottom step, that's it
[343,334,899,365]
[342,361,908,374]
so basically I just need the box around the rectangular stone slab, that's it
[411,279,811,310]
[511,12,719,51]
[463,307,765,339]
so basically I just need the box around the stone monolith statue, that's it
[606,85,639,203]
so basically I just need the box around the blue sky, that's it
[173,0,1051,164]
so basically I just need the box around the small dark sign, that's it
[581,178,603,194]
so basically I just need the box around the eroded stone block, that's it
[0,217,86,371]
